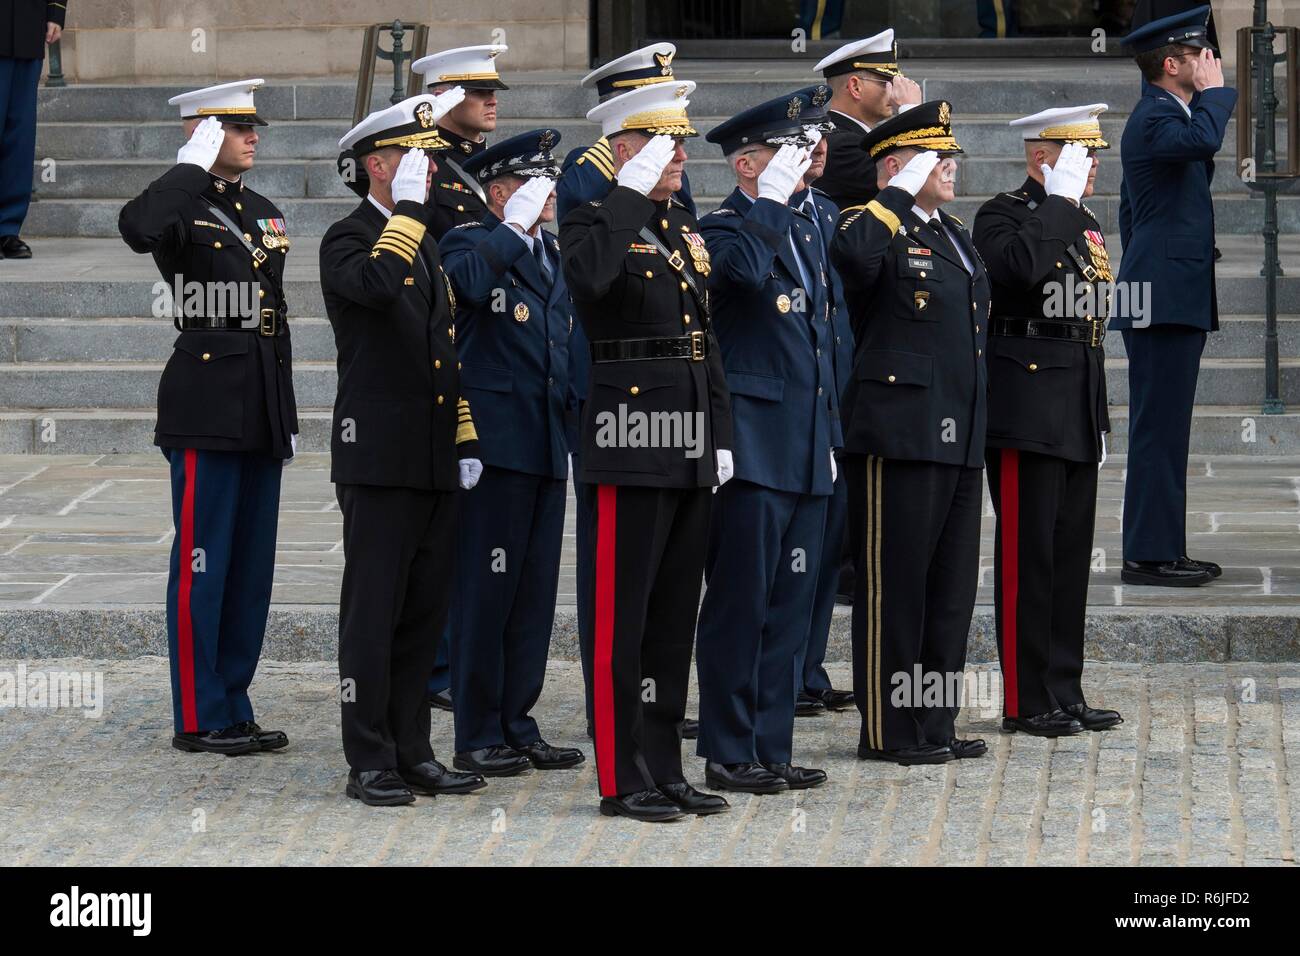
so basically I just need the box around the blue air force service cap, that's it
[707,88,830,155]
[463,128,563,184]
[1122,4,1215,55]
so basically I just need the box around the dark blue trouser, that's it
[574,463,597,726]
[449,466,567,753]
[164,447,282,734]
[427,623,451,695]
[696,479,827,765]
[1121,325,1206,562]
[796,462,846,695]
[0,56,41,236]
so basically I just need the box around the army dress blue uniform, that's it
[438,129,582,771]
[117,81,296,754]
[1114,8,1235,581]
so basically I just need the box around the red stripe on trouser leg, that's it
[1000,449,1020,718]
[594,484,618,796]
[178,448,199,733]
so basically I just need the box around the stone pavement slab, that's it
[0,659,1295,866]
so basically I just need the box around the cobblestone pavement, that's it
[0,659,1296,866]
[2,453,1300,612]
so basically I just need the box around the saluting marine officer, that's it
[438,129,584,778]
[555,43,699,742]
[119,80,296,756]
[323,91,487,807]
[973,104,1125,737]
[412,44,508,240]
[830,102,990,766]
[694,90,838,796]
[560,81,734,822]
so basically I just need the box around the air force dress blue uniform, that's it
[1114,8,1236,570]
[438,130,578,761]
[117,81,296,754]
[695,92,838,780]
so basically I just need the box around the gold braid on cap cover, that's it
[867,126,961,158]
[621,108,697,137]
[1034,122,1108,148]
[373,129,451,150]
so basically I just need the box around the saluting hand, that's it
[390,147,431,205]
[1042,141,1091,205]
[887,75,922,111]
[432,86,467,124]
[888,149,940,197]
[177,116,225,172]
[616,134,677,196]
[1193,48,1224,92]
[504,175,555,232]
[757,143,813,204]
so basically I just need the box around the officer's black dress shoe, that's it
[0,236,32,259]
[795,693,826,717]
[948,737,988,759]
[172,726,259,756]
[857,743,953,765]
[346,769,416,806]
[761,762,828,789]
[1001,710,1084,737]
[398,759,486,795]
[235,720,288,751]
[811,687,855,711]
[704,761,789,793]
[681,717,699,740]
[1120,559,1210,587]
[453,745,533,777]
[1062,703,1124,731]
[660,782,730,815]
[428,689,453,711]
[599,788,683,822]
[514,738,585,769]
[1178,555,1222,579]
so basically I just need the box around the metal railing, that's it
[352,20,430,129]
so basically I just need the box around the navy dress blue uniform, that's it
[438,130,576,759]
[560,80,733,815]
[117,82,297,748]
[323,96,480,777]
[1114,9,1235,569]
[554,43,696,731]
[830,102,990,762]
[1,0,65,248]
[974,104,1117,730]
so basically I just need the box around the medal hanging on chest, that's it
[683,232,711,276]
[1084,230,1113,282]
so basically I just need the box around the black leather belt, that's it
[591,331,707,363]
[177,308,287,337]
[993,317,1105,348]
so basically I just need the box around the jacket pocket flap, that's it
[460,363,514,393]
[725,370,785,401]
[855,349,932,387]
[174,331,251,362]
[592,360,678,395]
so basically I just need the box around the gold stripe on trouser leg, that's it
[863,455,874,748]
[993,0,1007,38]
[872,455,883,745]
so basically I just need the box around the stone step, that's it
[2,314,1295,365]
[29,150,1263,202]
[20,190,1288,238]
[2,402,1299,457]
[34,64,1211,125]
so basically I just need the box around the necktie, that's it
[533,238,552,286]
[926,218,966,271]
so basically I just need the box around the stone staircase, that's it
[2,58,1298,455]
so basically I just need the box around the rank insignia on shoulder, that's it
[454,221,482,229]
[1004,191,1029,202]
[589,200,602,207]
[947,214,964,227]
[514,302,530,322]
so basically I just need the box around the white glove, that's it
[177,116,225,171]
[458,458,483,490]
[390,147,430,205]
[1042,141,1091,204]
[616,134,676,196]
[757,143,813,204]
[504,175,554,232]
[803,128,824,150]
[431,86,466,124]
[716,448,734,487]
[290,433,297,456]
[830,451,837,483]
[888,150,940,197]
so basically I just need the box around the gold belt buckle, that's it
[1089,319,1103,348]
[259,307,277,337]
[689,330,705,361]
[667,249,686,272]
[1081,263,1098,283]
[251,247,268,268]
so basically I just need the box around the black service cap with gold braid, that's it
[587,79,699,138]
[860,99,962,159]
[337,94,451,157]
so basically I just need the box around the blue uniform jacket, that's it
[803,186,854,445]
[1112,81,1237,333]
[439,213,574,479]
[699,187,838,496]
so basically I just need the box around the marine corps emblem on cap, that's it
[415,102,435,129]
